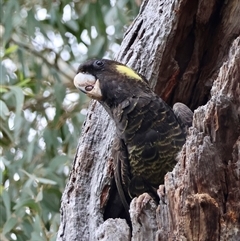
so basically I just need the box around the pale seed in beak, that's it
[85,85,94,91]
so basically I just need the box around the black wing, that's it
[112,136,131,212]
[173,102,193,132]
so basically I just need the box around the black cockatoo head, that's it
[74,59,150,108]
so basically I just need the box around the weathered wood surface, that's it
[153,36,240,241]
[57,0,240,240]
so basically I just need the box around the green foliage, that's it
[0,0,139,240]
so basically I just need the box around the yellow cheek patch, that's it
[116,65,143,81]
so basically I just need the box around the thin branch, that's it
[11,38,74,83]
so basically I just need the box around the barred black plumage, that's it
[74,59,193,212]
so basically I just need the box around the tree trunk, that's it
[57,0,240,240]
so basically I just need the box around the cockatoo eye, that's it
[93,60,104,69]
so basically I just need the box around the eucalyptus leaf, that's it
[54,82,66,104]
[27,9,38,37]
[4,45,18,56]
[65,20,79,32]
[35,186,43,202]
[8,86,24,116]
[2,217,18,235]
[1,190,11,219]
[88,36,105,57]
[49,155,69,170]
[26,137,36,163]
[2,0,15,44]
[13,198,40,212]
[0,100,10,120]
[35,177,57,185]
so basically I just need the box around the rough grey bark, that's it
[57,0,240,240]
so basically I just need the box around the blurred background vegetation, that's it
[0,0,139,240]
